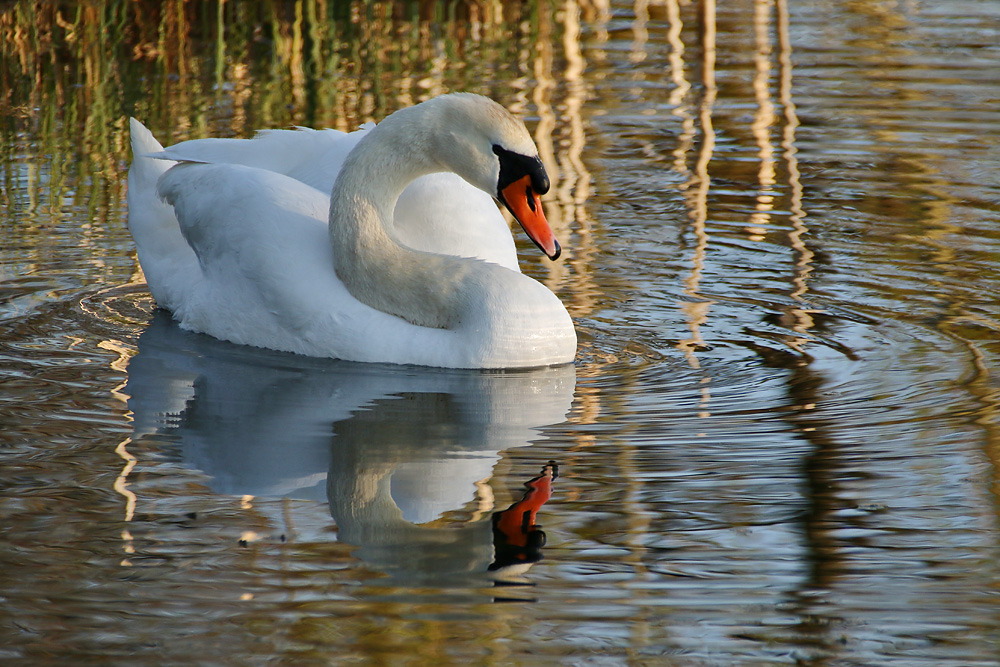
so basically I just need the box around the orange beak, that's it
[500,175,561,260]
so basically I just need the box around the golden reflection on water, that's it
[675,0,716,371]
[661,0,823,364]
[826,1,1000,473]
[559,2,602,324]
[776,0,818,348]
[96,335,141,562]
[750,0,776,211]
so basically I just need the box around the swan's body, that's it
[127,94,576,368]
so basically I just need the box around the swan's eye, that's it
[493,144,550,196]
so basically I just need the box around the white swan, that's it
[127,93,577,368]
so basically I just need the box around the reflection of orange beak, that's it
[493,462,556,548]
[500,175,561,260]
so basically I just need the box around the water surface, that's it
[2,1,1000,664]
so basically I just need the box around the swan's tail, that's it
[127,118,169,198]
[127,119,199,310]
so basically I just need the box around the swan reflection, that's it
[126,311,574,585]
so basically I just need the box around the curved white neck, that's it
[327,104,480,329]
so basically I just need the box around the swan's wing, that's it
[157,162,336,333]
[154,126,366,195]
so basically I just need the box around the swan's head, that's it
[422,94,561,260]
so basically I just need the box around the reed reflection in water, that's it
[2,0,1000,664]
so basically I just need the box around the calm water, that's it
[3,0,1000,664]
